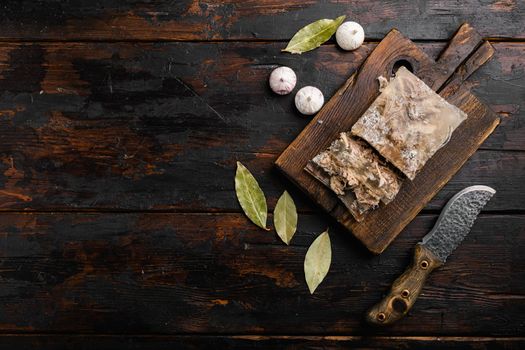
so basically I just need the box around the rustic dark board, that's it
[0,42,522,212]
[0,1,523,348]
[0,212,522,335]
[0,335,523,350]
[276,27,500,253]
[0,1,522,40]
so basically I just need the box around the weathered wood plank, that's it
[0,42,522,211]
[0,335,523,350]
[470,42,525,151]
[0,212,522,335]
[0,41,520,154]
[0,1,523,41]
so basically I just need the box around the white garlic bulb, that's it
[336,21,365,51]
[269,66,297,95]
[295,86,324,115]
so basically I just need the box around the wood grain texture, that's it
[0,41,522,212]
[0,335,523,350]
[276,27,500,253]
[423,23,482,90]
[439,41,495,96]
[366,244,443,325]
[0,1,523,41]
[0,1,522,348]
[0,212,522,335]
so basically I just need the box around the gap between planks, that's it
[0,209,521,215]
[0,38,521,44]
[0,333,523,340]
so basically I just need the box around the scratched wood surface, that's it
[0,1,523,349]
[0,0,522,40]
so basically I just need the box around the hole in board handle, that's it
[392,59,414,75]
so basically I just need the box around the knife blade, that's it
[366,185,496,326]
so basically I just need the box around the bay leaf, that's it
[274,191,298,245]
[304,230,332,294]
[235,161,269,230]
[283,15,346,54]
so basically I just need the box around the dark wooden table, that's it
[0,1,523,349]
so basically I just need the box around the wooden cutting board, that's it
[275,24,500,254]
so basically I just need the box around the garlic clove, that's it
[295,86,324,115]
[269,66,297,95]
[336,21,365,51]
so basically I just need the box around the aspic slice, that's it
[306,133,402,221]
[351,66,467,180]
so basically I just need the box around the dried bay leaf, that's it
[274,191,298,245]
[304,230,332,294]
[235,161,269,230]
[283,15,346,54]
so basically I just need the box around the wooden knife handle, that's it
[366,244,443,326]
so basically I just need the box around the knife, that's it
[366,185,496,326]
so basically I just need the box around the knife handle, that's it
[366,244,443,326]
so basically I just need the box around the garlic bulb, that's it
[336,21,365,51]
[269,66,297,95]
[295,86,324,115]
